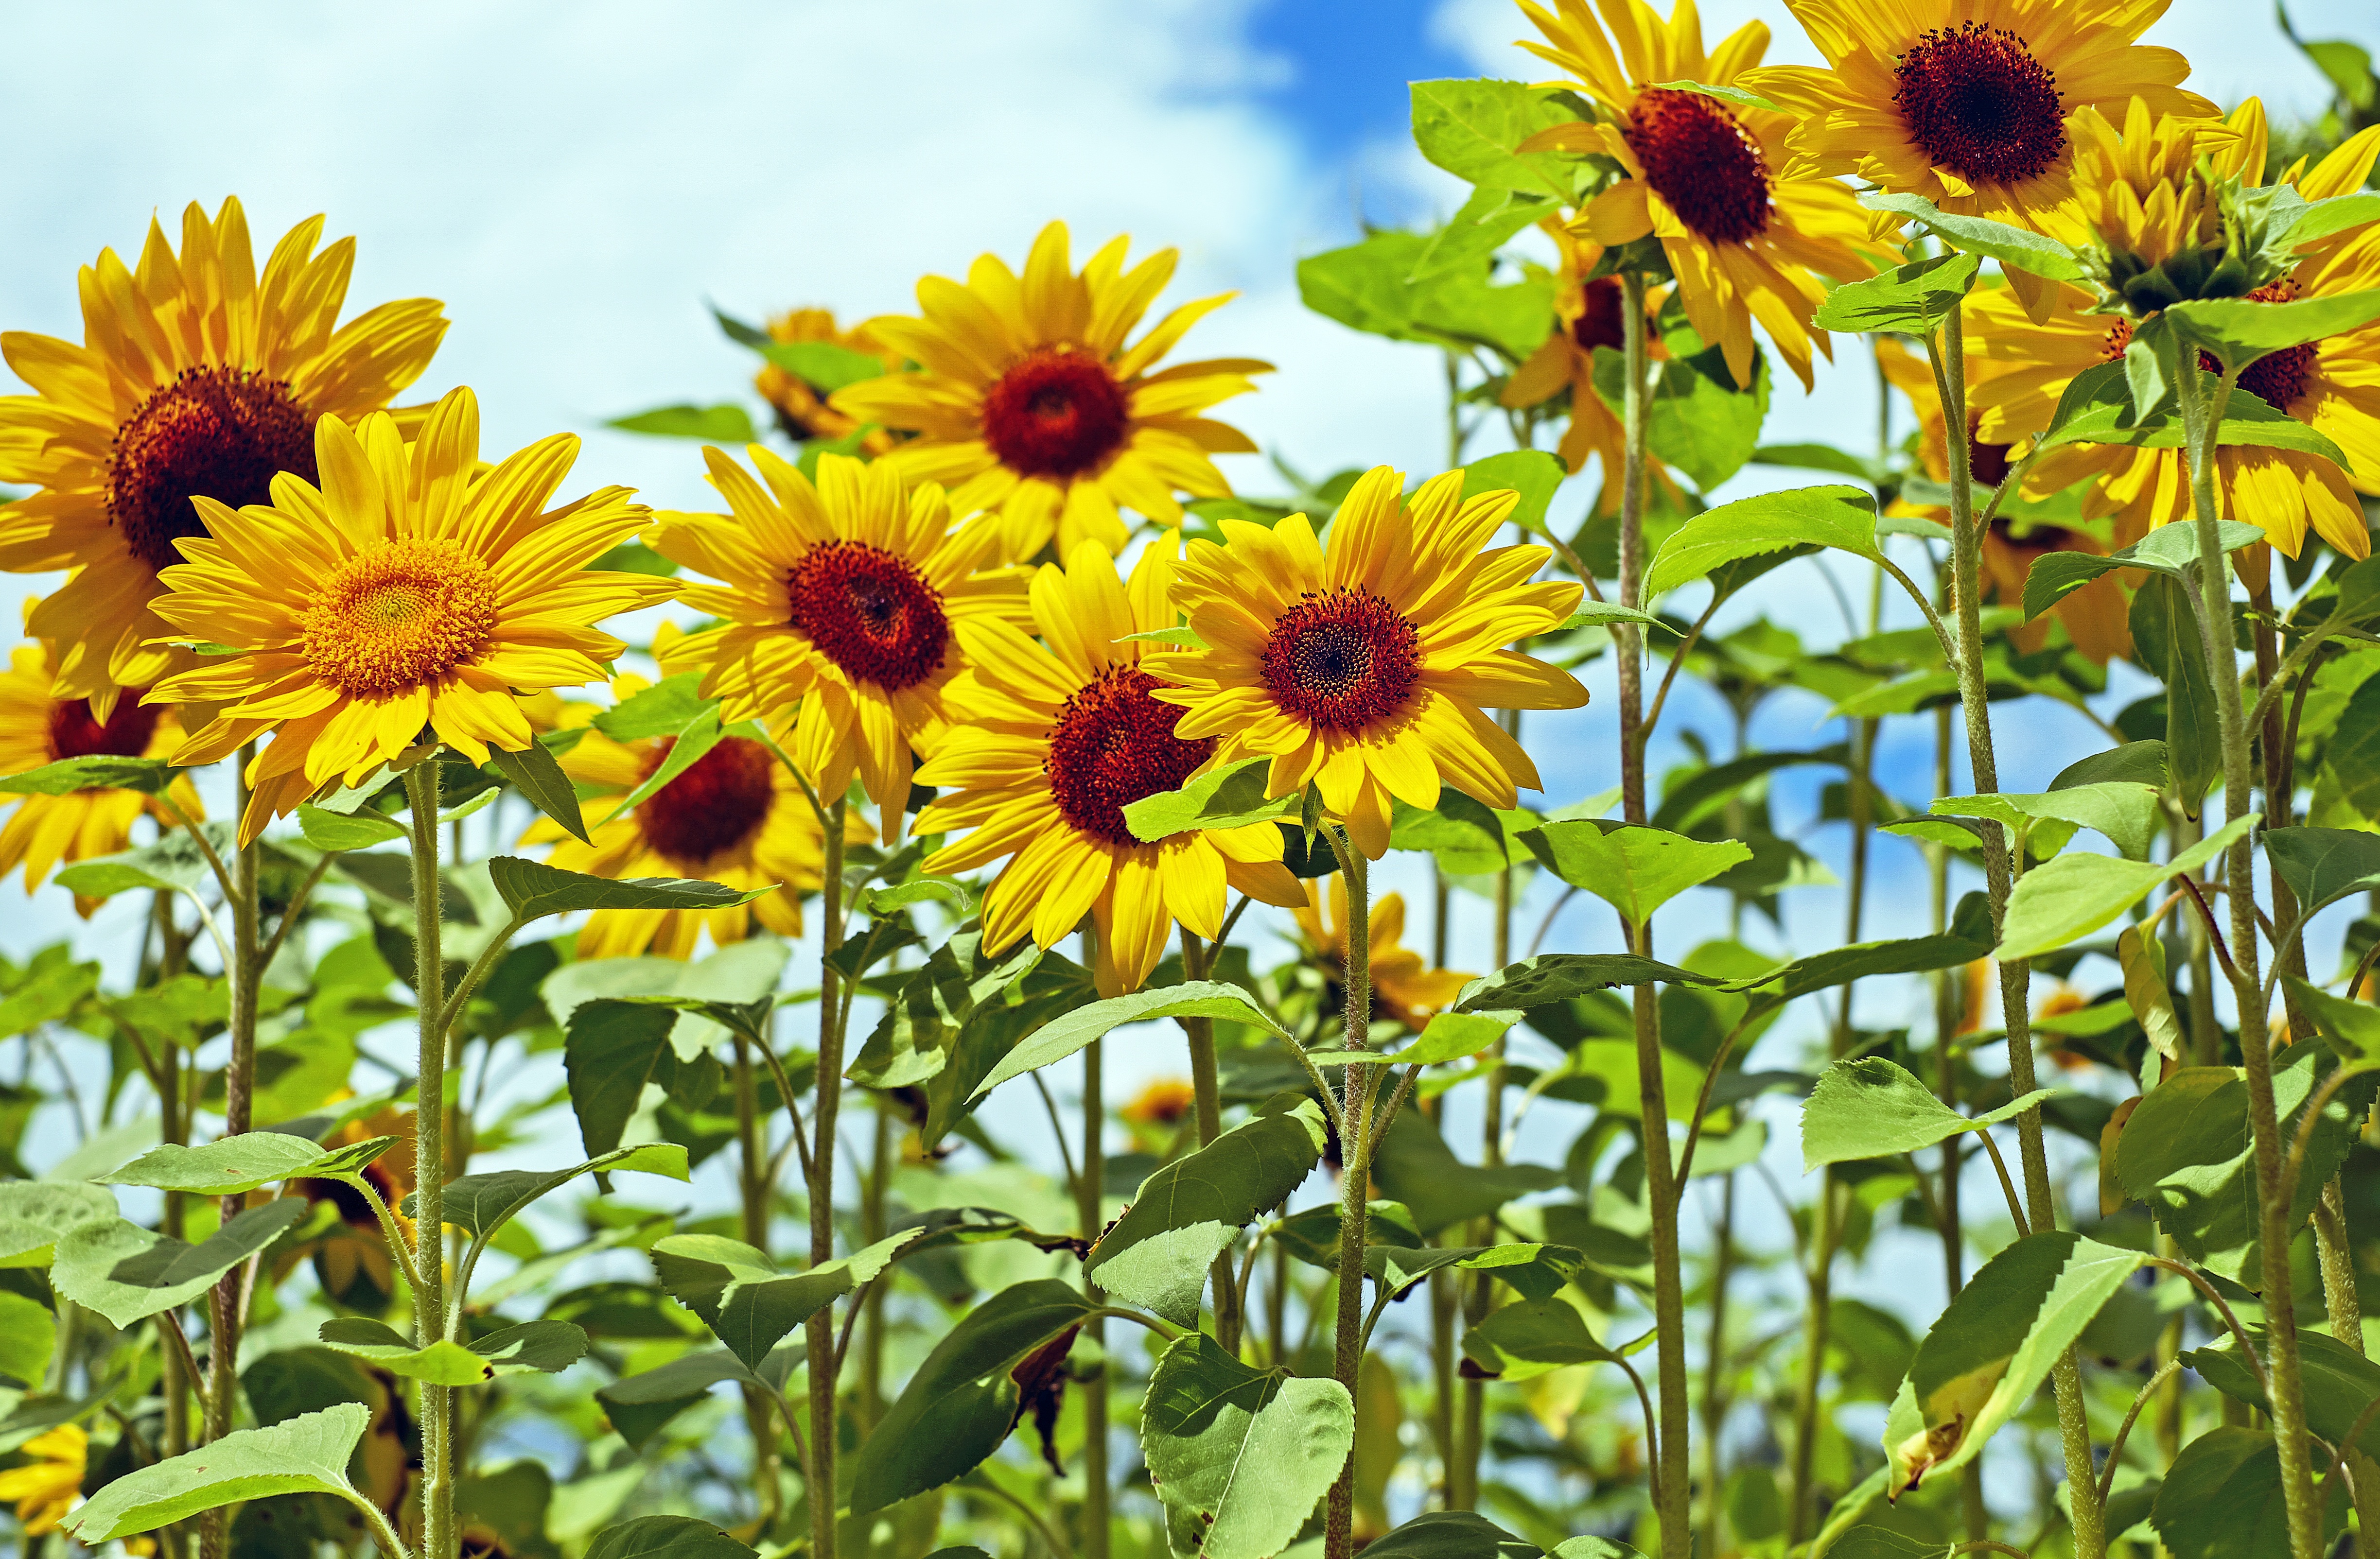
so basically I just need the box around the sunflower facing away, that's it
[829,222,1267,562]
[1146,466,1589,860]
[1291,874,1474,1032]
[0,197,447,711]
[1,617,204,910]
[1515,0,1895,390]
[0,1426,93,1540]
[915,537,1305,996]
[1969,105,2380,560]
[524,652,866,959]
[145,385,674,843]
[754,307,903,452]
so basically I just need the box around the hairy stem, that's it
[1323,841,1375,1559]
[1080,1024,1110,1559]
[808,797,849,1559]
[403,759,454,1559]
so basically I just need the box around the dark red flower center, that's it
[1962,413,2014,487]
[48,695,160,762]
[1894,23,2066,188]
[106,365,317,573]
[980,347,1131,481]
[1990,518,2080,554]
[785,540,950,691]
[1571,277,1627,353]
[637,734,777,867]
[1622,88,1772,246]
[1044,667,1215,846]
[2218,280,2317,412]
[1260,588,1421,733]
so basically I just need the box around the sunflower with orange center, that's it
[1291,875,1473,1033]
[1,616,204,912]
[754,307,903,453]
[1514,0,1895,390]
[145,386,674,843]
[0,198,446,712]
[1873,336,2131,663]
[1498,222,1684,511]
[523,656,866,960]
[650,448,1026,844]
[1968,104,2380,562]
[914,537,1305,996]
[1145,466,1588,860]
[828,222,1266,563]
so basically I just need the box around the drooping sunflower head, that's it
[145,385,672,843]
[2069,97,2260,313]
[754,307,903,450]
[827,222,1267,563]
[1145,466,1588,858]
[0,197,447,710]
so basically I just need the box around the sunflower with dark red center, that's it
[827,222,1267,563]
[1967,104,2380,561]
[914,538,1304,996]
[1291,876,1473,1033]
[143,386,673,844]
[649,449,1027,843]
[1513,0,1895,391]
[521,655,866,959]
[0,198,447,712]
[1747,0,2214,315]
[753,306,903,452]
[0,612,203,912]
[1144,466,1588,859]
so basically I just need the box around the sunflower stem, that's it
[808,796,850,1559]
[1078,1009,1110,1559]
[195,747,260,1559]
[401,757,454,1559]
[2177,358,2318,1559]
[733,1029,785,1533]
[1178,929,1241,1352]
[1323,837,1374,1559]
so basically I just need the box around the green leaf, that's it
[1087,1097,1327,1325]
[0,1290,53,1386]
[1931,781,2164,862]
[1458,1297,1621,1381]
[1389,789,1527,874]
[2263,826,2380,910]
[2150,1427,2333,1559]
[2285,189,2380,247]
[51,1200,309,1326]
[489,740,592,846]
[1650,78,1779,112]
[1995,813,2258,960]
[1890,1231,2146,1492]
[1643,485,1877,599]
[316,1316,590,1384]
[1460,449,1567,538]
[847,933,1044,1090]
[2185,1328,2380,1460]
[595,1349,762,1451]
[0,1182,120,1267]
[2318,677,2380,824]
[588,1515,760,1559]
[1650,745,1848,832]
[1408,79,1574,198]
[1271,1201,1424,1272]
[1592,339,1770,490]
[2050,741,2169,792]
[415,1143,690,1238]
[1810,251,1980,334]
[1366,1241,1585,1301]
[971,981,1287,1100]
[606,404,759,444]
[62,1403,371,1544]
[1800,1058,2054,1171]
[1298,230,1555,360]
[1728,892,1994,1005]
[297,804,406,851]
[96,1131,396,1196]
[849,1279,1099,1513]
[1365,1512,1542,1559]
[486,856,775,922]
[0,754,174,796]
[1857,191,2083,281]
[1412,188,1562,285]
[565,1001,693,1160]
[1521,819,1752,929]
[2021,519,2266,621]
[595,674,717,742]
[2283,974,2380,1064]
[2168,291,2380,381]
[1558,602,1674,634]
[1453,954,1721,1017]
[1142,1333,1353,1559]
[53,823,236,899]
[757,339,886,394]
[1123,757,1299,841]
[1751,443,1886,484]
[2129,573,2222,814]
[1369,1109,1562,1234]
[650,1230,912,1370]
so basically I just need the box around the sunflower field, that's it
[6,2,2380,1558]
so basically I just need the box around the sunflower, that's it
[278,1104,417,1310]
[828,222,1267,562]
[1498,221,1684,511]
[1872,337,2131,662]
[145,386,673,843]
[1,621,204,911]
[0,1426,88,1538]
[1515,0,1896,389]
[649,448,1027,844]
[523,653,866,959]
[1291,874,1473,1033]
[1144,466,1589,860]
[1968,106,2380,560]
[753,307,902,452]
[1748,0,2214,316]
[0,197,446,712]
[913,537,1305,996]
[1121,1078,1197,1129]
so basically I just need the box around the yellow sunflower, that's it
[1498,220,1684,511]
[0,197,446,712]
[0,1425,87,1537]
[913,537,1305,996]
[1873,337,2131,662]
[1144,466,1589,860]
[828,222,1267,562]
[1291,875,1473,1032]
[1969,106,2380,560]
[0,621,203,910]
[649,448,1027,844]
[523,655,865,960]
[1515,0,1896,389]
[1748,0,2214,314]
[753,307,902,452]
[145,386,673,843]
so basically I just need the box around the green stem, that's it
[860,1098,891,1432]
[2176,359,2317,1559]
[1698,1173,1735,1559]
[808,797,849,1559]
[1322,838,1375,1559]
[1785,1177,1839,1547]
[196,749,259,1559]
[1178,930,1241,1351]
[402,758,454,1559]
[732,1030,783,1533]
[1079,1024,1110,1559]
